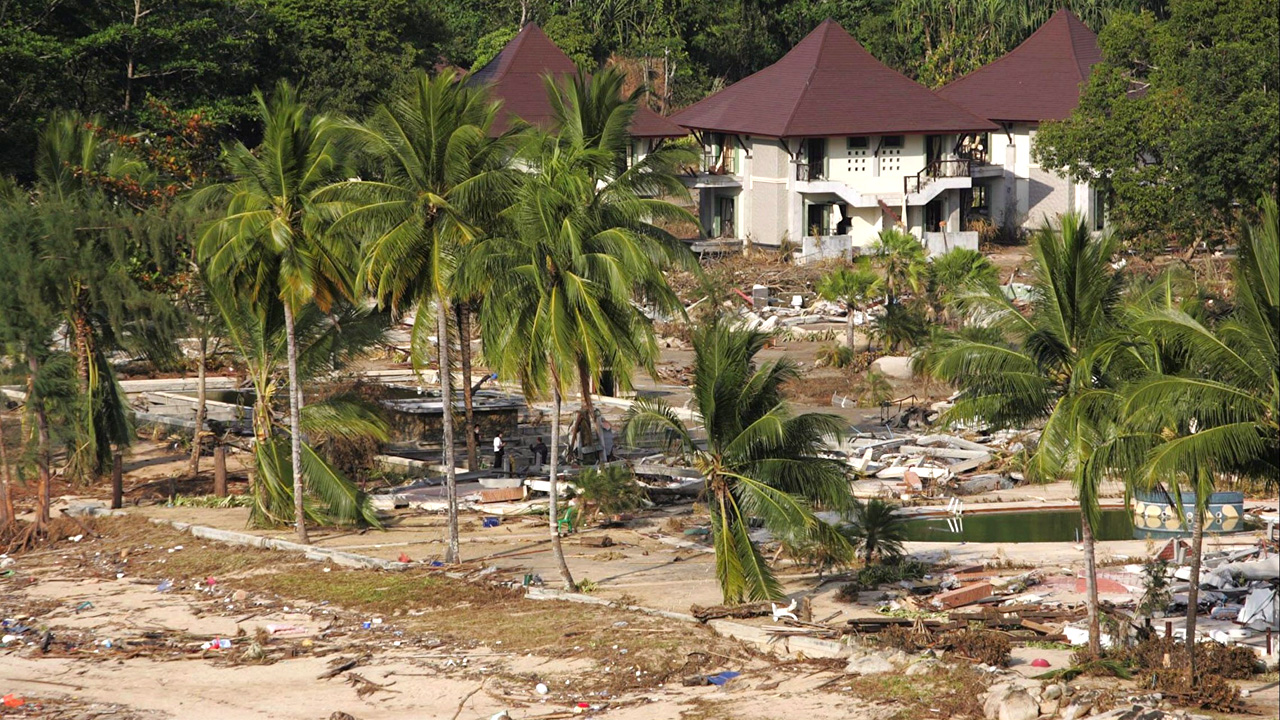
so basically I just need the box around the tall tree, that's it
[325,69,523,563]
[542,66,697,453]
[1035,0,1279,248]
[622,317,853,603]
[198,82,355,544]
[924,213,1145,655]
[1122,197,1279,682]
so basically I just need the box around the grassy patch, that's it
[844,664,987,720]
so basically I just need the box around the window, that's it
[846,136,869,150]
[882,135,904,149]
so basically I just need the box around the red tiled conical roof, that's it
[470,24,686,138]
[938,10,1102,123]
[668,19,997,138]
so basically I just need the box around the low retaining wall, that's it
[150,518,410,571]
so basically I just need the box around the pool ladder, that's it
[946,497,965,534]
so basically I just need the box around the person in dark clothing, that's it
[533,436,549,466]
[492,431,506,474]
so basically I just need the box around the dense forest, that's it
[2,0,1164,177]
[2,0,1276,243]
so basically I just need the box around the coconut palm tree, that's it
[926,247,999,324]
[1122,197,1279,682]
[322,69,524,563]
[209,283,388,529]
[842,498,908,565]
[622,318,854,603]
[472,133,694,588]
[542,67,698,451]
[816,259,882,350]
[871,227,927,305]
[198,82,355,544]
[924,213,1143,655]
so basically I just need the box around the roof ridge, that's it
[1060,11,1094,82]
[779,19,836,137]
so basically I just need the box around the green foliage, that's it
[572,464,647,522]
[817,260,882,310]
[623,318,854,603]
[1035,0,1279,247]
[815,343,856,369]
[851,370,894,408]
[1136,558,1172,616]
[871,302,928,351]
[841,498,908,564]
[855,558,928,587]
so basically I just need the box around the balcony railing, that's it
[904,158,971,195]
[795,162,825,182]
[701,151,737,175]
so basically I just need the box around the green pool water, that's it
[902,509,1136,543]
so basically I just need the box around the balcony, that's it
[904,158,972,195]
[681,151,742,189]
[795,161,825,182]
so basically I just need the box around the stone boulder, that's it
[870,355,915,380]
[844,651,896,675]
[996,689,1040,720]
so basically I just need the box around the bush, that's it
[835,583,860,604]
[816,343,857,369]
[1125,636,1258,680]
[572,464,646,524]
[855,559,929,587]
[1147,669,1240,711]
[875,624,922,653]
[939,629,1011,667]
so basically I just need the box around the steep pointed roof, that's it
[470,24,686,138]
[669,20,996,138]
[938,10,1102,123]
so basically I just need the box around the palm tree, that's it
[622,318,854,603]
[926,247,999,324]
[871,228,927,305]
[323,69,523,563]
[543,67,698,451]
[1122,197,1279,682]
[474,134,693,589]
[198,82,355,544]
[209,284,388,528]
[816,259,882,350]
[842,498,908,565]
[924,213,1142,655]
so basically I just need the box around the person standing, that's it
[533,436,549,466]
[492,431,506,474]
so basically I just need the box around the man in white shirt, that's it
[492,431,505,474]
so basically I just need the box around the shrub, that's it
[1147,669,1240,711]
[940,629,1011,667]
[835,583,860,604]
[815,343,857,369]
[875,624,922,653]
[572,464,646,524]
[854,559,929,587]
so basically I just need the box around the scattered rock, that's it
[329,713,359,720]
[1043,684,1063,701]
[845,652,896,675]
[1061,702,1093,720]
[905,659,940,676]
[1039,697,1060,716]
[996,688,1039,720]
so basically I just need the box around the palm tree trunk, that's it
[437,299,460,563]
[549,381,576,590]
[0,416,13,528]
[189,332,208,476]
[1185,503,1205,687]
[282,302,309,544]
[456,302,477,471]
[1081,508,1101,656]
[845,304,857,350]
[27,354,51,529]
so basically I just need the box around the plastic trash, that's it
[156,579,173,593]
[74,601,93,613]
[535,683,549,695]
[1030,658,1051,668]
[482,517,501,528]
[2,693,23,708]
[398,553,411,563]
[706,671,741,686]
